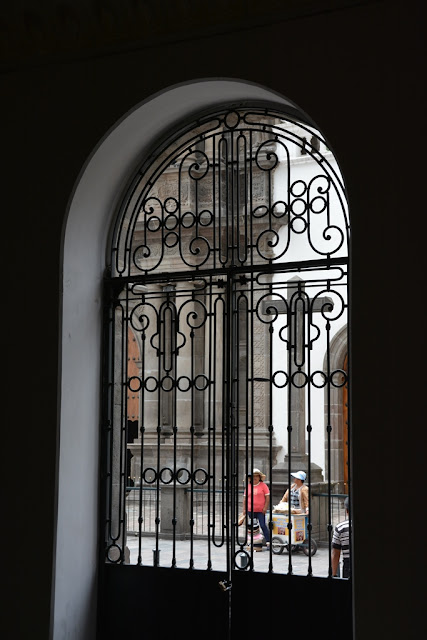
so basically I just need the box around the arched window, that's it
[102,103,351,587]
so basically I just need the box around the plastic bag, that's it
[273,502,289,513]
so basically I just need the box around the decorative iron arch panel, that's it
[110,106,349,278]
[103,105,351,584]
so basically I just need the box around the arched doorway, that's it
[56,80,298,638]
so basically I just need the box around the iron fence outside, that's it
[126,487,158,535]
[126,487,244,537]
[311,493,348,543]
[126,487,348,543]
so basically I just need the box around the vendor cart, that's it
[267,511,318,556]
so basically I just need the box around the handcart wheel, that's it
[302,537,318,557]
[272,536,284,555]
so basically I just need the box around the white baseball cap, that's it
[291,470,306,481]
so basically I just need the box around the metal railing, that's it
[126,487,243,537]
[126,487,348,542]
[311,493,348,543]
[126,487,158,535]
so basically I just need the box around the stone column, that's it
[270,276,324,502]
[160,485,190,539]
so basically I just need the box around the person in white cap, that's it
[280,470,309,514]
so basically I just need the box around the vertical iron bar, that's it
[154,301,162,566]
[120,284,130,563]
[268,279,273,573]
[225,276,232,582]
[212,135,217,270]
[231,129,235,266]
[326,288,333,577]
[172,293,178,568]
[307,294,313,576]
[242,290,249,558]
[248,133,254,566]
[230,284,238,576]
[137,288,146,564]
[207,279,213,569]
[287,282,293,574]
[189,288,195,569]
[347,252,352,579]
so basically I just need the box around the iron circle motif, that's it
[164,197,179,214]
[330,369,347,388]
[194,374,210,391]
[128,376,142,392]
[234,549,251,571]
[198,209,213,227]
[193,468,208,485]
[106,544,122,564]
[291,371,309,388]
[310,370,328,388]
[291,197,307,216]
[164,214,178,230]
[176,376,192,392]
[272,370,289,388]
[290,179,307,197]
[164,231,179,248]
[144,376,158,392]
[310,195,327,214]
[290,216,308,234]
[176,468,191,485]
[272,200,289,219]
[146,215,162,232]
[252,204,269,219]
[224,110,240,129]
[159,467,174,484]
[161,375,175,391]
[143,467,157,484]
[181,211,196,229]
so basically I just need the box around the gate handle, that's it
[218,580,232,592]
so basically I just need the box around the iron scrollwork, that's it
[111,108,348,277]
[103,107,350,576]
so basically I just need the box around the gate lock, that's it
[218,580,232,592]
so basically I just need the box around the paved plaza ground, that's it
[126,534,334,577]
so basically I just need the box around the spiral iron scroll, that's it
[111,108,348,276]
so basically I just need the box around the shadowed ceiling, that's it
[1,0,377,69]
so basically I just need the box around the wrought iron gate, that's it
[101,105,350,634]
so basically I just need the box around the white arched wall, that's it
[55,79,302,640]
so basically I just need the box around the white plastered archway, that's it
[55,78,301,640]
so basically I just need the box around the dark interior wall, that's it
[2,1,425,638]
